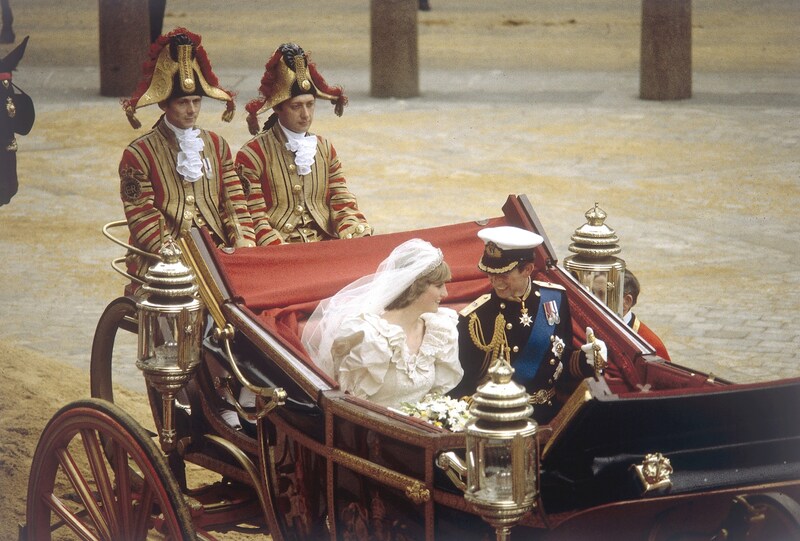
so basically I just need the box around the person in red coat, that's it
[119,28,256,279]
[623,270,671,361]
[237,43,371,246]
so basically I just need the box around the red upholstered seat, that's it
[203,217,508,360]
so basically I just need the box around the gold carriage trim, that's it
[632,452,673,494]
[405,481,431,505]
[330,447,431,505]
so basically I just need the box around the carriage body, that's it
[23,195,800,540]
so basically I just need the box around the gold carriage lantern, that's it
[563,203,626,316]
[465,356,538,541]
[136,235,204,452]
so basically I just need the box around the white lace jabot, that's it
[280,122,317,175]
[165,117,205,182]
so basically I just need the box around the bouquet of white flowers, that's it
[396,393,472,432]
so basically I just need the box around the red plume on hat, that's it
[121,27,235,129]
[244,43,347,136]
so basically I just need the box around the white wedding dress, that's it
[331,308,462,407]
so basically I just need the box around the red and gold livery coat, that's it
[235,123,370,246]
[119,118,255,275]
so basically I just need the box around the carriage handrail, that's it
[213,323,287,415]
[103,220,161,285]
[102,220,161,260]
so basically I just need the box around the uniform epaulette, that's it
[459,293,491,317]
[532,280,566,291]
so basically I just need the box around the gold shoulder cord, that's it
[468,312,510,376]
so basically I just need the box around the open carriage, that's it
[22,195,800,540]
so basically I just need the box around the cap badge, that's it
[485,241,502,258]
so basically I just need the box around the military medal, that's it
[519,309,533,327]
[518,279,533,327]
[543,300,560,325]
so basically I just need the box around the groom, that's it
[451,226,607,424]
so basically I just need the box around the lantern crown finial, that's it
[469,355,534,424]
[585,202,607,226]
[141,235,198,301]
[568,202,620,259]
[159,235,182,264]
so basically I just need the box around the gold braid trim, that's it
[468,312,510,377]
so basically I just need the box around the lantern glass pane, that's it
[467,437,515,502]
[588,271,609,304]
[483,440,513,500]
[521,434,537,500]
[184,308,202,365]
[153,312,180,367]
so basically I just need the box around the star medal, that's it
[518,279,534,327]
[519,307,533,327]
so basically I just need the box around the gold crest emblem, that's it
[484,241,502,258]
[120,167,146,202]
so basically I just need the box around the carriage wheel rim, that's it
[25,399,195,540]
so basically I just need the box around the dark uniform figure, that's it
[451,226,607,424]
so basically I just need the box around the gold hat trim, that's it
[254,54,338,117]
[478,259,520,274]
[136,45,231,109]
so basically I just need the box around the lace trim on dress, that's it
[361,310,456,384]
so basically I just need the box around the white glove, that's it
[581,326,608,372]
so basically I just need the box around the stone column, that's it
[370,0,419,98]
[99,0,150,97]
[639,0,692,100]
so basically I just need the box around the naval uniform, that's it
[451,280,596,424]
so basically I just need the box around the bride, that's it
[302,239,463,407]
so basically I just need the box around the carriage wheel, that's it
[721,492,800,540]
[25,398,196,540]
[90,296,139,405]
[646,492,800,541]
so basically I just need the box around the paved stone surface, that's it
[0,0,798,389]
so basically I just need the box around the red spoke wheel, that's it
[25,398,195,540]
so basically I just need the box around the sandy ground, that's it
[1,0,799,537]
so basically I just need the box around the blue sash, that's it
[513,287,562,386]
